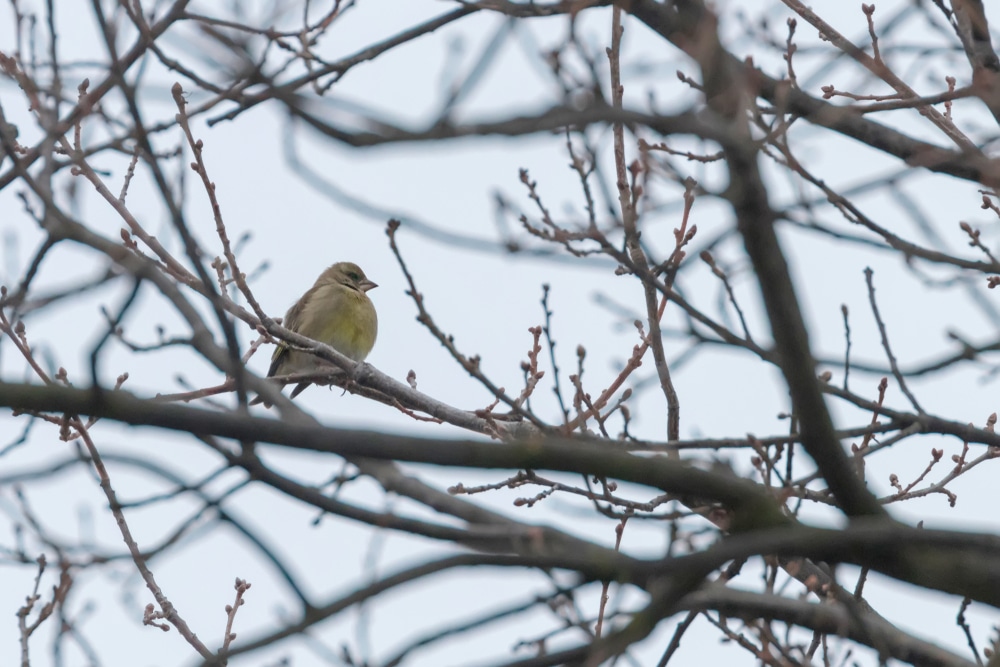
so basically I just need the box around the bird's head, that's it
[321,262,378,293]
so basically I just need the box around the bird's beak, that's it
[360,279,378,292]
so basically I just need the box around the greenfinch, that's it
[252,262,378,405]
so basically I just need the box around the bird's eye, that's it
[348,272,360,281]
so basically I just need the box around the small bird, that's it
[252,262,378,405]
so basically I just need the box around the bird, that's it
[251,262,378,406]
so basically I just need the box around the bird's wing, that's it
[267,286,313,377]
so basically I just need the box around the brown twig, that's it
[864,268,924,414]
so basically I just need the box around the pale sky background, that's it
[2,1,1000,666]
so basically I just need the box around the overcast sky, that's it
[2,2,1000,665]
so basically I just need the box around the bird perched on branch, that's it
[251,262,378,406]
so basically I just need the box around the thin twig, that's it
[864,268,923,414]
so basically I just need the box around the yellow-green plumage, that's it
[257,262,377,404]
